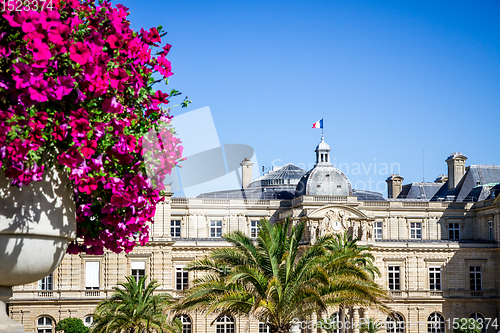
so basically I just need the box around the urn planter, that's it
[0,170,76,332]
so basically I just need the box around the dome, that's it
[247,163,307,188]
[295,166,352,197]
[295,135,352,197]
[315,136,330,151]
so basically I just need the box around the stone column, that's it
[339,307,346,333]
[312,312,318,333]
[352,308,360,333]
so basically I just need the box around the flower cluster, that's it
[0,0,188,254]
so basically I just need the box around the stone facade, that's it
[8,144,500,333]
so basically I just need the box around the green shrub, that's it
[56,318,89,333]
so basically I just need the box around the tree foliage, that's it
[92,275,181,333]
[176,217,391,333]
[56,318,89,333]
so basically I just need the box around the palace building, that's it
[8,137,500,333]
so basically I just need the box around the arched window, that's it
[329,313,340,333]
[427,312,445,333]
[37,316,54,333]
[175,315,192,333]
[258,321,270,333]
[469,313,486,333]
[83,315,93,328]
[386,313,405,333]
[216,315,235,333]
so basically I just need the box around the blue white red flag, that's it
[312,119,323,129]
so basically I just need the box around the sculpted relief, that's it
[310,208,373,243]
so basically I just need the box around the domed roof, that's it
[247,163,307,188]
[315,136,330,151]
[295,166,352,197]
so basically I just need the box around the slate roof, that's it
[397,182,443,200]
[431,165,500,202]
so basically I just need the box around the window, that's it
[386,313,405,333]
[470,266,482,291]
[410,222,422,239]
[388,266,400,290]
[37,316,53,333]
[374,222,383,240]
[175,315,192,333]
[250,220,259,238]
[131,261,146,282]
[427,312,445,333]
[210,220,222,238]
[429,267,441,291]
[488,221,493,241]
[39,273,53,291]
[215,315,235,333]
[469,313,486,333]
[259,322,270,333]
[83,316,93,328]
[176,267,189,291]
[449,222,460,240]
[171,220,181,237]
[327,313,340,333]
[85,262,100,290]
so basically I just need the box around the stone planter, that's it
[0,170,76,332]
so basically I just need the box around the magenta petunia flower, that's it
[69,42,91,65]
[39,10,60,30]
[27,39,52,61]
[12,63,32,89]
[109,67,129,91]
[106,35,123,49]
[14,11,40,33]
[28,78,49,102]
[48,24,70,45]
[102,97,124,114]
[69,118,91,138]
[51,76,74,100]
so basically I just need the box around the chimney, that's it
[446,152,467,191]
[240,158,254,189]
[434,174,448,184]
[386,174,404,199]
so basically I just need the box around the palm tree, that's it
[92,276,181,333]
[175,217,390,333]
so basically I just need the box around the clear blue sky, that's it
[122,0,500,196]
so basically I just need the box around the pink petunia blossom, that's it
[12,63,32,89]
[106,35,123,49]
[27,39,52,61]
[48,24,70,45]
[14,11,40,33]
[51,76,74,100]
[102,97,123,114]
[109,67,129,91]
[39,10,60,30]
[28,78,49,102]
[69,118,91,138]
[69,42,91,65]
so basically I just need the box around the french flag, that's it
[312,119,323,129]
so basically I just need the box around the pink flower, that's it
[109,67,129,91]
[57,148,84,168]
[12,63,32,89]
[155,56,173,77]
[78,177,98,194]
[80,140,97,158]
[102,97,124,114]
[110,192,132,208]
[28,78,49,102]
[51,76,74,100]
[69,118,91,138]
[14,11,40,33]
[27,39,52,61]
[48,25,70,45]
[106,35,123,49]
[69,42,91,65]
[151,90,169,106]
[39,11,60,30]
